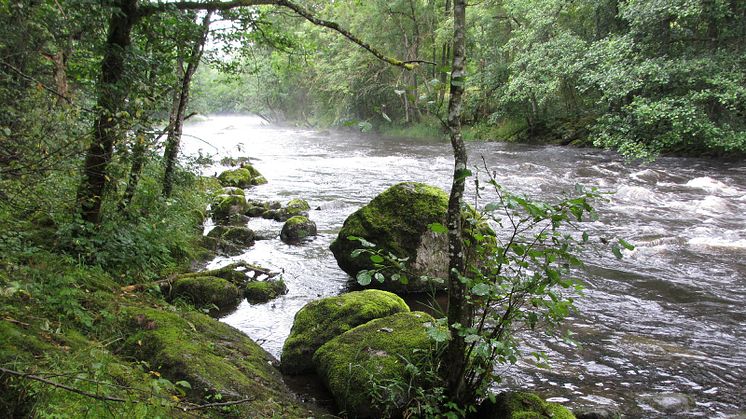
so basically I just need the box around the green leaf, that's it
[455,168,473,181]
[618,238,635,250]
[471,283,490,297]
[428,222,448,234]
[370,254,384,263]
[350,249,364,258]
[582,231,589,243]
[175,380,191,389]
[357,270,372,286]
[611,244,623,260]
[374,272,385,283]
[426,325,450,343]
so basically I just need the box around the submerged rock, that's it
[121,307,321,417]
[244,279,288,304]
[639,392,695,414]
[280,216,317,243]
[281,289,410,375]
[477,392,576,419]
[312,311,435,418]
[169,276,241,314]
[217,165,267,188]
[330,182,450,293]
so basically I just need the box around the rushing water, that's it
[182,115,746,418]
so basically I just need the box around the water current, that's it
[182,115,746,418]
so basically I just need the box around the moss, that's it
[280,216,317,243]
[244,279,288,304]
[170,276,241,314]
[217,165,267,188]
[281,290,410,375]
[176,262,258,286]
[478,392,576,419]
[120,306,319,417]
[211,193,249,221]
[312,311,435,418]
[329,182,449,291]
[286,198,310,212]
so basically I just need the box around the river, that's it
[182,115,745,418]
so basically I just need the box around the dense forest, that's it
[193,0,746,160]
[1,0,744,417]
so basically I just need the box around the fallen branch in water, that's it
[121,261,279,293]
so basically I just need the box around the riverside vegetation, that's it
[1,0,735,417]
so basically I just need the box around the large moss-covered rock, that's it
[121,307,320,417]
[211,193,249,222]
[281,290,410,375]
[217,165,267,188]
[330,182,450,293]
[477,392,576,419]
[280,216,317,243]
[206,225,255,255]
[312,311,435,418]
[170,276,241,314]
[244,279,288,304]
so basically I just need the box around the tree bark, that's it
[76,0,139,224]
[162,12,212,198]
[442,0,470,405]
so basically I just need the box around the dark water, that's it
[183,115,746,418]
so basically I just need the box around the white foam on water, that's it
[694,195,732,216]
[686,176,739,195]
[688,236,746,249]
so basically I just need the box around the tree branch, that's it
[182,397,253,411]
[140,0,423,70]
[0,367,127,403]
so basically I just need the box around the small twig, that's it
[182,397,254,411]
[2,317,31,328]
[0,367,127,403]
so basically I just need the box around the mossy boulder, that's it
[211,193,249,222]
[312,311,435,418]
[263,198,312,222]
[281,289,410,375]
[120,307,319,417]
[330,182,450,293]
[206,226,255,255]
[280,216,317,243]
[477,392,576,419]
[170,276,241,314]
[244,279,288,304]
[217,165,267,188]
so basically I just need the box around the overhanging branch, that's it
[140,0,430,70]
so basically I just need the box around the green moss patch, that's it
[244,279,288,304]
[120,306,317,417]
[312,311,434,418]
[281,290,410,375]
[330,182,449,293]
[217,165,267,188]
[280,216,317,243]
[478,391,576,419]
[170,276,241,314]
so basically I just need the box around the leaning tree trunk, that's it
[76,0,138,224]
[162,12,212,198]
[442,0,470,405]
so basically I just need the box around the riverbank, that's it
[0,173,328,417]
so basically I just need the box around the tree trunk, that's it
[42,51,69,105]
[442,0,470,405]
[76,0,138,224]
[162,12,212,198]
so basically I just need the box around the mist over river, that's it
[182,115,745,417]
